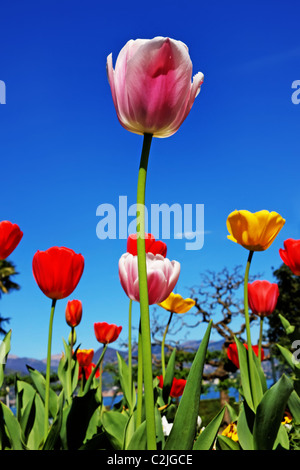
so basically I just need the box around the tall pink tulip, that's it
[107,37,204,138]
[119,252,180,305]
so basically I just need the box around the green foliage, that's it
[268,264,300,348]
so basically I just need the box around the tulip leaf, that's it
[27,365,58,419]
[216,434,240,450]
[277,343,300,372]
[0,401,24,450]
[101,410,129,450]
[252,348,267,393]
[117,352,136,413]
[126,420,147,450]
[193,406,226,450]
[43,395,64,450]
[164,320,212,450]
[236,401,255,450]
[234,338,264,411]
[273,423,290,450]
[163,348,176,403]
[288,390,300,424]
[233,338,253,410]
[65,388,100,450]
[253,374,293,450]
[0,330,11,388]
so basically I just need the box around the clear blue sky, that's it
[0,0,299,359]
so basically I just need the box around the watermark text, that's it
[96,196,205,251]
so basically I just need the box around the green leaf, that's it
[162,348,176,403]
[101,410,129,450]
[65,388,100,450]
[117,352,136,413]
[273,423,290,450]
[0,330,11,387]
[164,320,212,450]
[193,406,225,450]
[236,401,255,450]
[252,348,267,393]
[0,401,24,450]
[27,365,58,419]
[288,390,300,424]
[234,338,253,410]
[217,434,240,450]
[277,343,300,372]
[43,395,63,450]
[126,420,147,450]
[253,374,293,450]
[234,338,264,410]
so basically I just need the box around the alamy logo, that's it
[96,196,205,250]
[291,80,300,105]
[0,80,6,104]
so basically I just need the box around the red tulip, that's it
[157,375,187,398]
[127,233,167,257]
[76,349,100,380]
[76,349,94,367]
[0,221,23,260]
[227,343,264,369]
[65,299,83,327]
[94,322,122,344]
[32,246,84,300]
[279,239,300,276]
[107,37,204,138]
[248,280,279,317]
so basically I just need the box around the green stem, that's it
[128,299,133,405]
[161,312,174,378]
[243,250,259,408]
[83,343,108,395]
[258,317,264,363]
[136,133,156,450]
[44,298,57,441]
[67,327,75,404]
[136,320,143,429]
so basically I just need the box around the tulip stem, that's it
[67,327,75,404]
[83,344,108,395]
[44,298,56,442]
[128,299,133,405]
[258,317,264,363]
[136,133,156,450]
[161,312,173,378]
[243,250,259,408]
[136,320,143,429]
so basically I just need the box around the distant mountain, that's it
[5,338,224,376]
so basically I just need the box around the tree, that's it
[149,266,260,425]
[0,259,20,336]
[266,263,300,348]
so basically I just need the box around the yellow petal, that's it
[158,292,195,314]
[226,209,285,251]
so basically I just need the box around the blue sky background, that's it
[0,0,300,359]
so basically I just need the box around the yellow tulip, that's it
[226,210,285,252]
[222,423,239,442]
[158,292,195,314]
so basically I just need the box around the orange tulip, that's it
[94,322,122,344]
[65,299,82,327]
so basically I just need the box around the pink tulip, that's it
[107,37,204,138]
[118,252,180,304]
